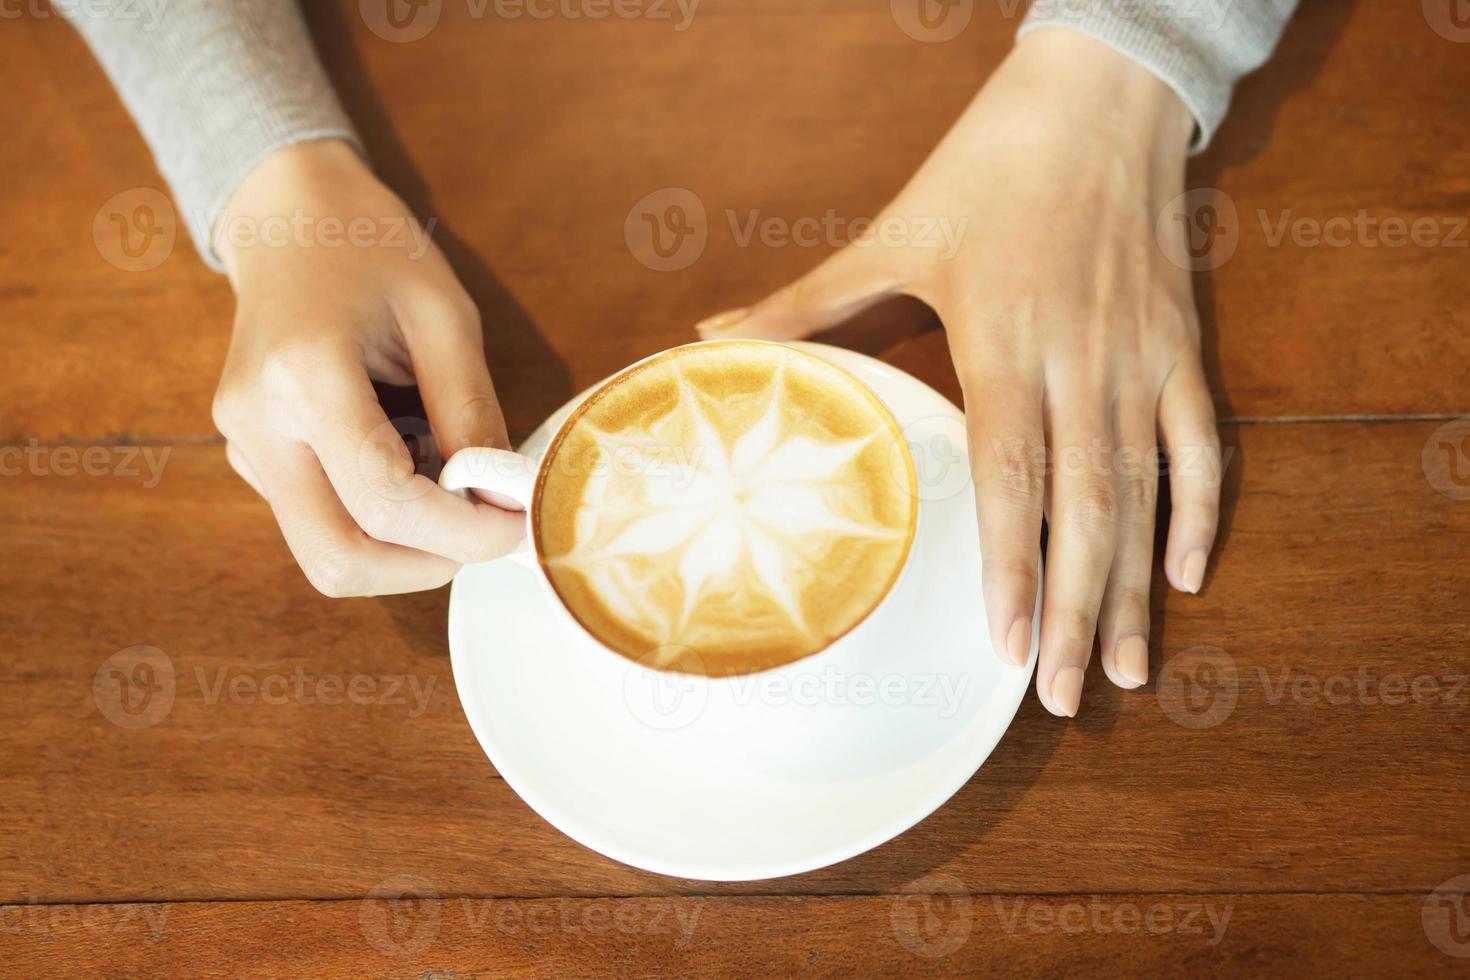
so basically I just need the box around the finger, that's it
[694,238,907,341]
[1158,359,1221,594]
[965,370,1045,669]
[398,287,512,458]
[1096,400,1159,690]
[246,439,462,597]
[225,441,265,497]
[304,367,525,564]
[1036,413,1118,718]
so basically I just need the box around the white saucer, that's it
[447,342,1039,881]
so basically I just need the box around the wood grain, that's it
[3,0,1468,445]
[2,894,1460,978]
[3,421,1466,904]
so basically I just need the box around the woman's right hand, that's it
[210,140,523,597]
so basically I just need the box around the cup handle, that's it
[439,447,538,568]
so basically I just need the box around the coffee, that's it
[533,341,917,676]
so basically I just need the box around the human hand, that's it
[696,30,1223,716]
[210,140,522,596]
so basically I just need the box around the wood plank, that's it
[4,0,1468,444]
[3,419,1467,901]
[2,894,1461,978]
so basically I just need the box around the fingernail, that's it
[1180,549,1207,594]
[695,307,750,337]
[1116,634,1149,687]
[1005,617,1032,667]
[1049,665,1085,718]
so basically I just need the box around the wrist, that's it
[213,139,377,278]
[1005,28,1194,159]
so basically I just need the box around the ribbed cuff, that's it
[62,1,364,271]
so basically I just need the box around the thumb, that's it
[695,240,905,341]
[401,291,511,460]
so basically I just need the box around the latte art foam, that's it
[535,342,917,676]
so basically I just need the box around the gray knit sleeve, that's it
[59,1,363,271]
[1018,0,1299,152]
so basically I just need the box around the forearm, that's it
[1019,0,1300,152]
[59,1,361,270]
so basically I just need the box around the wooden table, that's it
[4,0,1468,974]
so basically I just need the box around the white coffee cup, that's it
[438,340,920,730]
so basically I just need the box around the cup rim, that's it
[518,338,919,682]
